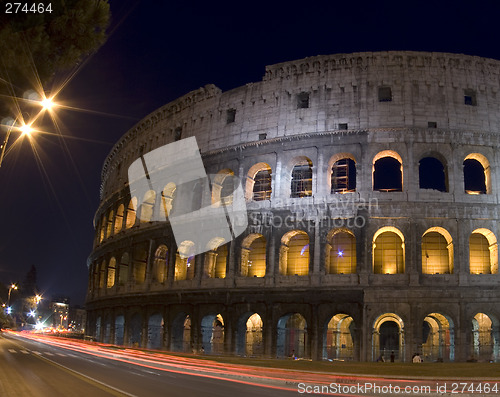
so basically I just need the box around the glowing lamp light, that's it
[28,310,36,317]
[40,97,54,110]
[20,124,33,136]
[337,250,344,257]
[35,322,44,331]
[6,306,12,314]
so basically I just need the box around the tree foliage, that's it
[0,0,110,105]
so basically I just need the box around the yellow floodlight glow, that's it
[40,97,55,111]
[20,123,34,136]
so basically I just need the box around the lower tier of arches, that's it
[86,288,500,362]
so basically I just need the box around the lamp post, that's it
[7,284,17,307]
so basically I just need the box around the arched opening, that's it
[129,313,142,347]
[325,229,356,274]
[323,314,355,361]
[114,315,124,345]
[470,229,498,274]
[95,316,101,341]
[99,217,105,243]
[240,234,266,277]
[236,313,264,357]
[153,245,168,283]
[472,313,500,362]
[291,158,313,198]
[132,245,148,284]
[464,154,490,194]
[331,158,356,194]
[175,241,195,281]
[421,227,453,274]
[210,242,228,278]
[280,230,309,276]
[107,257,116,288]
[171,313,191,352]
[106,210,114,238]
[103,316,111,343]
[211,169,235,207]
[373,151,403,192]
[422,313,455,362]
[160,183,176,219]
[373,227,405,274]
[372,313,404,362]
[419,157,447,192]
[140,190,156,222]
[125,197,137,228]
[147,313,164,350]
[98,260,106,289]
[277,313,307,358]
[246,163,272,201]
[118,253,129,286]
[201,314,225,355]
[114,204,124,234]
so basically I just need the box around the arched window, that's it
[125,197,137,228]
[331,158,356,193]
[214,244,228,278]
[373,151,403,192]
[211,169,235,206]
[140,190,156,222]
[326,229,356,274]
[464,154,490,194]
[114,204,124,234]
[246,163,272,201]
[240,234,266,277]
[373,227,405,274]
[132,245,148,284]
[470,229,498,274]
[419,157,447,192]
[291,158,313,198]
[421,228,453,274]
[106,210,114,238]
[175,241,195,281]
[107,257,116,288]
[280,231,309,275]
[118,253,129,286]
[153,245,168,283]
[99,260,106,289]
[160,183,176,218]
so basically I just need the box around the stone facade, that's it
[87,51,500,362]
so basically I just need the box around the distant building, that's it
[69,306,86,332]
[50,298,69,329]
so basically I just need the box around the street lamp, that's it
[7,283,17,307]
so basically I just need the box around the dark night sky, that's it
[1,0,500,305]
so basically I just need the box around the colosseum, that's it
[87,51,500,363]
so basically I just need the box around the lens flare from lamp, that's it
[20,124,33,136]
[337,250,344,257]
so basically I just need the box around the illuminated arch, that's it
[240,234,266,277]
[153,245,168,283]
[373,226,405,274]
[205,237,228,279]
[246,163,272,201]
[422,313,455,362]
[201,314,225,354]
[372,313,405,362]
[175,241,195,281]
[125,197,137,228]
[372,150,403,192]
[290,157,313,198]
[132,245,148,284]
[421,227,454,274]
[470,229,498,274]
[280,230,310,276]
[107,257,116,288]
[325,228,356,274]
[464,153,491,194]
[114,204,124,234]
[328,153,356,194]
[211,169,235,207]
[160,183,176,218]
[323,313,355,360]
[140,190,156,222]
[106,210,114,238]
[472,313,500,362]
